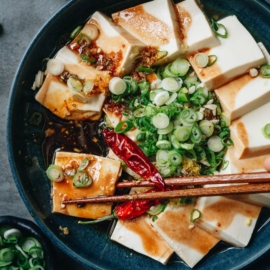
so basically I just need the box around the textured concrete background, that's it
[0,0,269,269]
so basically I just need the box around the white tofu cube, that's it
[110,215,174,264]
[112,0,183,65]
[175,0,220,53]
[219,148,270,208]
[230,101,270,159]
[195,196,261,247]
[189,15,266,90]
[215,73,270,120]
[151,202,219,268]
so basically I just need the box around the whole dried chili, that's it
[102,128,165,191]
[78,187,163,224]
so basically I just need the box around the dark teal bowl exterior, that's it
[6,0,270,269]
[0,216,57,269]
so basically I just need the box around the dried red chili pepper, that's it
[102,128,165,191]
[78,187,163,224]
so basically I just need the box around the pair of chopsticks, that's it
[62,172,270,205]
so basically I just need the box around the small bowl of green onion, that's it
[0,215,57,270]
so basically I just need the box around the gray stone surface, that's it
[0,0,269,269]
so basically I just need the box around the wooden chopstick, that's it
[116,172,270,188]
[62,172,270,205]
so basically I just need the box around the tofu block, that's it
[175,0,220,53]
[52,151,122,219]
[87,11,146,75]
[230,101,270,159]
[219,147,270,208]
[188,16,266,90]
[151,202,219,268]
[215,74,270,120]
[103,103,140,142]
[60,12,145,76]
[111,215,174,264]
[112,0,183,65]
[195,196,261,247]
[35,73,107,120]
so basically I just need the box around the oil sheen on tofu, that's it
[52,151,122,219]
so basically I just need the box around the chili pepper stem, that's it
[78,213,116,225]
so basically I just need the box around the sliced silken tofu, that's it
[103,103,140,142]
[35,73,107,120]
[195,196,261,247]
[112,0,183,65]
[219,147,270,208]
[58,12,145,76]
[215,73,270,121]
[111,216,174,264]
[151,202,219,268]
[52,151,122,219]
[188,15,266,90]
[230,101,270,159]
[175,0,220,53]
[110,187,174,264]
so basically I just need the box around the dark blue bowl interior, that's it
[7,0,270,269]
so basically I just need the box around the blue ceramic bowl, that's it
[0,216,57,270]
[6,0,270,269]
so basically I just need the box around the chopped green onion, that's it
[138,81,150,96]
[109,77,127,95]
[136,66,155,74]
[133,108,146,118]
[83,80,94,94]
[73,171,92,188]
[67,77,83,92]
[46,164,64,182]
[0,248,14,262]
[170,134,182,149]
[262,123,270,139]
[211,19,228,38]
[207,55,218,66]
[156,140,171,150]
[152,113,170,129]
[80,53,96,64]
[156,150,169,165]
[46,58,65,76]
[168,150,182,166]
[180,197,195,205]
[174,126,190,142]
[163,64,179,78]
[161,78,180,92]
[259,64,270,78]
[180,109,198,126]
[190,208,202,222]
[145,104,158,117]
[155,50,168,61]
[194,53,209,68]
[170,58,190,76]
[157,122,174,135]
[114,121,134,134]
[190,124,202,144]
[207,136,224,152]
[147,202,167,215]
[78,158,90,171]
[77,33,91,46]
[136,133,146,141]
[70,25,82,39]
[153,91,170,106]
[199,120,214,137]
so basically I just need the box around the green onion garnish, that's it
[259,64,270,78]
[46,164,64,182]
[211,19,228,38]
[73,171,92,188]
[136,66,155,74]
[262,123,270,139]
[114,120,134,134]
[70,25,82,39]
[190,208,202,223]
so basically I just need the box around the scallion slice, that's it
[46,164,64,182]
[70,25,82,39]
[46,58,64,76]
[207,135,224,152]
[153,91,170,106]
[180,109,198,126]
[136,66,155,74]
[156,140,171,150]
[156,150,169,165]
[194,53,209,68]
[173,126,190,142]
[73,171,92,188]
[207,55,218,66]
[152,113,170,129]
[211,19,228,38]
[161,78,180,92]
[190,209,202,222]
[78,158,90,171]
[259,64,270,78]
[262,123,270,139]
[157,122,174,135]
[190,124,202,144]
[199,120,214,137]
[168,150,182,166]
[109,77,127,95]
[170,58,190,76]
[114,121,134,134]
